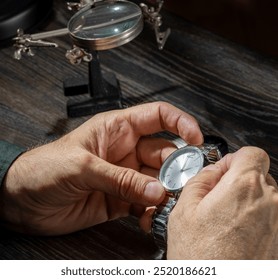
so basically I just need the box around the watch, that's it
[152,136,228,253]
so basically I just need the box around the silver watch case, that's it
[152,144,222,252]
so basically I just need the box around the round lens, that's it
[68,1,143,50]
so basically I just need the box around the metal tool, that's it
[13,0,171,63]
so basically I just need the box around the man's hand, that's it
[168,147,278,259]
[0,101,203,235]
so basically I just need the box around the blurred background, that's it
[164,0,278,57]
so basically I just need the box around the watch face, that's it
[159,146,204,192]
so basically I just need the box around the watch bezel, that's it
[158,145,204,192]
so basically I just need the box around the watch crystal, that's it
[159,146,204,192]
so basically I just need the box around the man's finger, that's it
[124,102,203,145]
[85,157,165,206]
[220,147,270,178]
[178,163,225,208]
[136,137,177,170]
[179,147,271,208]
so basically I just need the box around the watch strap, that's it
[151,195,176,251]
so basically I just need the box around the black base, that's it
[64,71,123,118]
[64,51,123,118]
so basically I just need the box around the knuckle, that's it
[155,100,169,109]
[273,195,278,210]
[114,168,141,201]
[75,152,95,176]
[240,146,269,162]
[79,152,94,168]
[234,171,263,199]
[244,172,261,190]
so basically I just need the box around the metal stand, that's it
[64,51,123,117]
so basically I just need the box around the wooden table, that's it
[0,0,277,259]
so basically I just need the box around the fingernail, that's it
[144,181,165,201]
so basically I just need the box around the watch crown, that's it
[201,144,222,164]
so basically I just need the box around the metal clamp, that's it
[13,29,58,60]
[140,0,171,50]
[65,46,93,64]
[66,0,96,11]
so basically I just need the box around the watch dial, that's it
[159,146,204,192]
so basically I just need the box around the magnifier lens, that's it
[68,1,143,50]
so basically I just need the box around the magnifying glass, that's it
[13,0,155,60]
[68,0,144,51]
[12,0,170,117]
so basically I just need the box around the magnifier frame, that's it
[68,0,144,51]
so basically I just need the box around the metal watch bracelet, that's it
[152,196,177,252]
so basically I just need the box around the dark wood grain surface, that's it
[0,0,277,259]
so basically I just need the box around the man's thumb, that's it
[179,164,224,206]
[90,160,165,206]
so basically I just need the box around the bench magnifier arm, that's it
[13,28,92,64]
[12,0,170,62]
